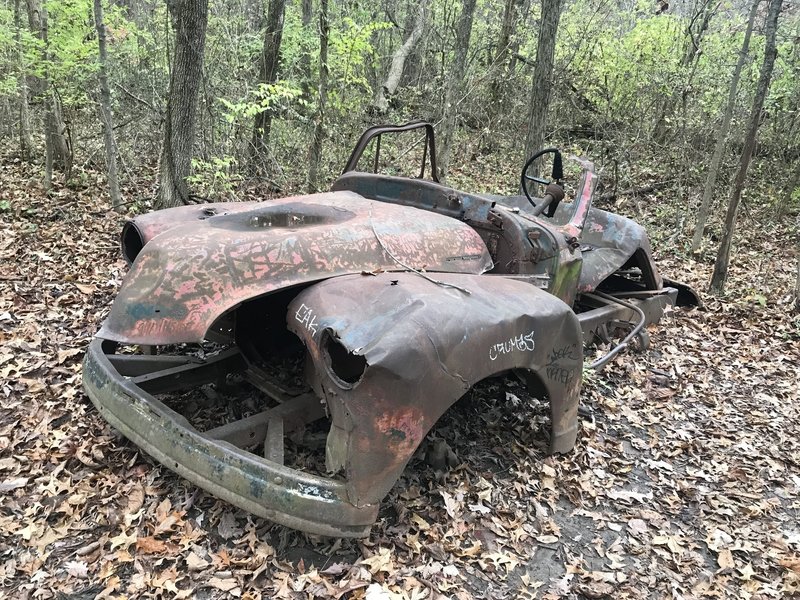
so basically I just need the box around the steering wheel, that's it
[521,148,565,217]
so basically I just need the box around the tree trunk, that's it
[14,0,33,161]
[27,0,71,188]
[523,0,565,166]
[795,252,800,313]
[709,0,781,294]
[93,0,122,211]
[777,160,800,220]
[490,0,523,101]
[300,0,313,102]
[306,0,328,193]
[507,0,532,76]
[156,0,209,209]
[691,0,760,252]
[437,0,477,181]
[49,92,71,176]
[373,0,428,113]
[24,0,43,97]
[33,0,53,190]
[251,0,287,160]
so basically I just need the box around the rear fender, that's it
[122,202,261,264]
[286,272,582,507]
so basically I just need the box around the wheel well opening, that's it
[413,369,552,476]
[233,285,313,366]
[596,247,658,293]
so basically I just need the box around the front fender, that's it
[99,192,492,345]
[287,272,582,507]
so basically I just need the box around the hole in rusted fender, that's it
[248,212,327,227]
[121,222,144,265]
[322,332,367,387]
[248,213,328,228]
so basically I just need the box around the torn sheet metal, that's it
[286,272,583,508]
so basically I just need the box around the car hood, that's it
[99,191,493,345]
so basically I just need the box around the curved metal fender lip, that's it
[100,192,493,346]
[82,339,377,538]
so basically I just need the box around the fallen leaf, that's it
[536,535,559,544]
[627,519,648,536]
[361,547,393,575]
[186,551,209,571]
[65,560,89,579]
[780,558,800,574]
[208,576,239,592]
[365,583,391,600]
[75,283,95,295]
[136,536,167,554]
[717,548,735,569]
[217,511,241,540]
[0,477,28,492]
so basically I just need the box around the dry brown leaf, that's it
[186,551,209,571]
[717,548,735,569]
[75,283,96,295]
[208,576,239,592]
[780,558,800,574]
[136,536,167,554]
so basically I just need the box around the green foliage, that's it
[219,82,305,123]
[0,0,796,217]
[35,0,97,106]
[560,6,684,119]
[327,18,390,111]
[187,155,242,198]
[0,4,35,100]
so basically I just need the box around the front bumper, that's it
[82,339,377,537]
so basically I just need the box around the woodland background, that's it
[1,0,799,290]
[1,0,800,598]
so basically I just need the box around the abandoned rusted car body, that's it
[83,122,697,537]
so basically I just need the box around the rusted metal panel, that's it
[100,192,493,345]
[121,202,261,263]
[286,272,582,507]
[82,340,377,537]
[333,173,492,224]
[576,210,661,293]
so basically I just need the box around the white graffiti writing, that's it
[489,330,535,361]
[294,303,318,335]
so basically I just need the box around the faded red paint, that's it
[374,406,426,456]
[102,192,494,345]
[287,272,584,507]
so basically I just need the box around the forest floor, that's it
[1,149,799,600]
